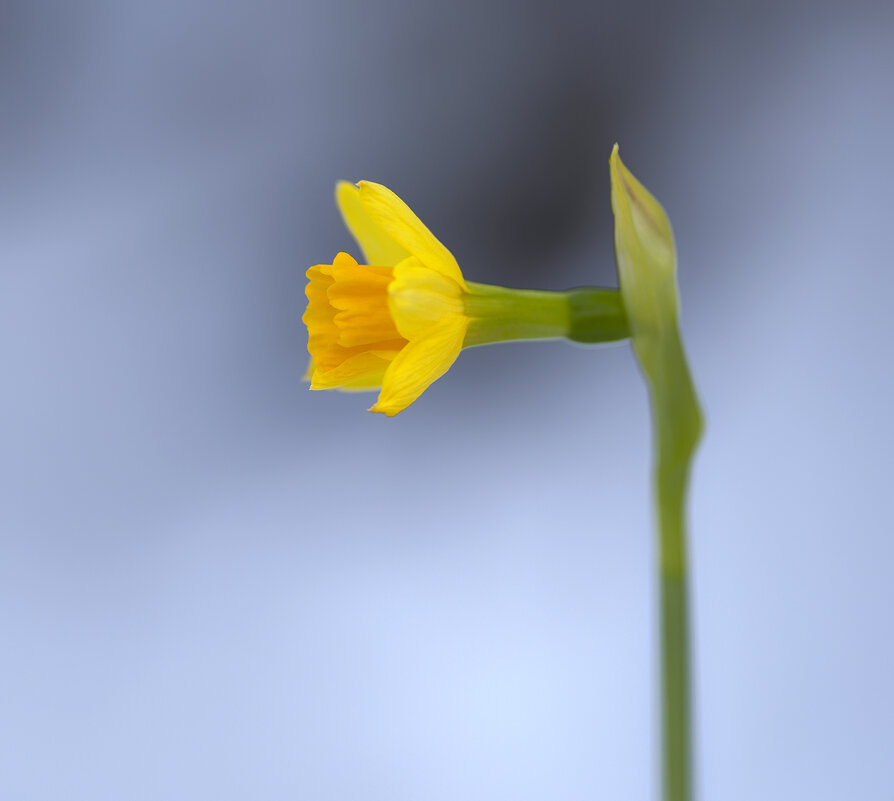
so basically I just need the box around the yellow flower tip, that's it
[335,180,409,267]
[367,401,396,417]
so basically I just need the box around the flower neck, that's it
[462,283,629,347]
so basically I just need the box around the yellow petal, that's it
[337,372,388,392]
[357,181,466,288]
[336,182,409,267]
[370,317,468,416]
[304,357,384,390]
[387,257,464,340]
[311,351,394,390]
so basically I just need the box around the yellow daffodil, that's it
[304,181,471,416]
[304,181,630,415]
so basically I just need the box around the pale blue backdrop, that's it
[2,1,893,798]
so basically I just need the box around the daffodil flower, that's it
[304,181,630,415]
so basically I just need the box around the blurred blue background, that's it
[2,1,893,798]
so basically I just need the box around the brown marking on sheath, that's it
[622,171,663,238]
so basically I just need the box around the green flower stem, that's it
[567,287,631,343]
[608,145,703,801]
[462,283,630,347]
[649,331,701,801]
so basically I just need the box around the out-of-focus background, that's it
[2,1,893,798]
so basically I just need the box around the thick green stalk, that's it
[608,145,703,801]
[650,334,701,801]
[660,565,690,801]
